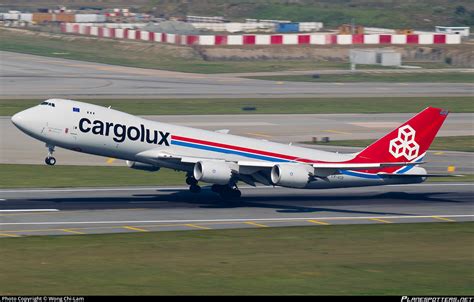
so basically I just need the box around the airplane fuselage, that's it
[12,99,431,191]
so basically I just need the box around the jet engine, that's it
[271,163,314,188]
[193,161,233,185]
[126,160,160,172]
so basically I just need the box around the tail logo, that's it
[389,125,419,161]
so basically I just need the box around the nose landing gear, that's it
[45,144,56,166]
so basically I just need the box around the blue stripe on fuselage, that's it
[395,156,425,174]
[172,140,289,162]
[339,170,381,179]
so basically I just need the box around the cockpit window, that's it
[40,101,55,107]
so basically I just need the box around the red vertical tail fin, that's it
[354,107,449,163]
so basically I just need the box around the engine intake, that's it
[194,161,233,185]
[271,164,313,188]
[126,160,160,172]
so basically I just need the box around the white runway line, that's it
[0,214,472,226]
[0,209,60,212]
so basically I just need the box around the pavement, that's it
[1,51,473,238]
[1,51,473,98]
[0,183,472,237]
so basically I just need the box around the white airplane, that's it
[11,99,449,199]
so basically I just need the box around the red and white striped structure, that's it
[62,23,462,45]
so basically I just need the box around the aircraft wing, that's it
[134,148,429,185]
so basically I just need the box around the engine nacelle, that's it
[193,161,233,185]
[271,164,313,188]
[126,160,160,172]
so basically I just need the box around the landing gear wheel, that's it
[211,184,223,193]
[189,184,201,193]
[45,144,56,166]
[231,189,242,199]
[186,176,198,186]
[45,157,56,166]
[218,186,241,200]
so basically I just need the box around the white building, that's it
[350,49,401,67]
[435,26,470,37]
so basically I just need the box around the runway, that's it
[1,51,473,98]
[0,183,472,237]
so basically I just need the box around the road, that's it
[1,51,473,98]
[0,183,472,237]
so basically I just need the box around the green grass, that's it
[0,164,186,188]
[303,136,474,152]
[247,73,474,83]
[146,0,474,28]
[1,223,473,295]
[427,174,474,182]
[1,97,473,116]
[0,28,349,74]
[0,164,471,189]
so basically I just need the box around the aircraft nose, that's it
[11,111,24,127]
[11,109,35,132]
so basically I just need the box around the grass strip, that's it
[1,97,472,116]
[0,164,185,188]
[247,73,474,83]
[0,164,471,188]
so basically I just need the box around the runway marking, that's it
[106,158,116,164]
[185,224,211,230]
[431,216,456,222]
[370,218,392,224]
[307,219,330,225]
[0,214,471,238]
[245,222,269,228]
[323,129,351,135]
[124,226,149,232]
[0,209,59,213]
[61,229,85,235]
[246,132,273,138]
[434,152,445,155]
[0,214,472,226]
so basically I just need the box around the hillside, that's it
[2,0,473,29]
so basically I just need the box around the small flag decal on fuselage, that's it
[73,107,80,112]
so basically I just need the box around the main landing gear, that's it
[211,184,241,200]
[44,144,56,166]
[186,176,201,193]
